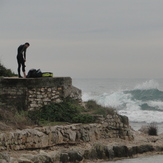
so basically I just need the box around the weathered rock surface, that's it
[0,121,163,162]
[1,133,163,163]
[0,113,133,151]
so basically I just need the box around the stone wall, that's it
[0,77,81,111]
[0,114,133,151]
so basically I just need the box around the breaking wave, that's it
[82,80,163,123]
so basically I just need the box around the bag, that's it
[27,69,42,78]
[42,72,53,77]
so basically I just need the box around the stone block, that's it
[0,77,81,111]
[37,95,43,98]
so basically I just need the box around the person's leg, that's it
[23,71,26,78]
[17,58,22,77]
[22,61,26,78]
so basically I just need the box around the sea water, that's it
[72,78,163,129]
[72,78,163,162]
[102,154,163,163]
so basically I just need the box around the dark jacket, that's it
[17,44,27,60]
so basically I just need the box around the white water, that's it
[134,80,159,90]
[73,79,163,124]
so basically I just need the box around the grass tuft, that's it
[85,100,116,116]
[148,122,158,136]
[0,61,17,77]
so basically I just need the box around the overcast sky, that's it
[1,0,163,78]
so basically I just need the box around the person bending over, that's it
[17,42,30,78]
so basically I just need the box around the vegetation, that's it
[140,122,158,136]
[85,100,115,116]
[28,98,96,125]
[148,123,158,136]
[0,99,116,129]
[0,60,115,128]
[27,99,116,125]
[0,109,33,130]
[0,61,17,77]
[0,60,120,129]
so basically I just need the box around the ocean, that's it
[72,78,163,130]
[102,154,163,163]
[72,78,163,162]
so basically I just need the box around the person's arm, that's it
[23,49,26,61]
[20,45,26,61]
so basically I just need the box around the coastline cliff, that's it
[0,77,163,162]
[0,113,163,162]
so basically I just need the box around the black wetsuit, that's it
[17,44,27,77]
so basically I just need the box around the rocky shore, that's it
[0,114,163,163]
[0,131,163,163]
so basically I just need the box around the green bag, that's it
[42,72,53,77]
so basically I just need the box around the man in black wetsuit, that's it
[17,42,30,78]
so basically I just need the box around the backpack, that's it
[26,69,42,78]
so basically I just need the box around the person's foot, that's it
[23,72,26,78]
[19,76,23,78]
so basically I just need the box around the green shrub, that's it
[0,62,16,77]
[28,98,95,124]
[28,99,117,125]
[0,109,33,129]
[14,110,33,126]
[148,123,158,136]
[85,100,115,116]
[72,114,95,123]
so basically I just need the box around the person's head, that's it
[25,42,30,48]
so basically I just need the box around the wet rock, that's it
[113,145,129,157]
[60,153,69,163]
[68,151,83,162]
[137,144,154,154]
[31,154,53,163]
[128,146,138,157]
[94,144,106,159]
[104,146,114,160]
[60,151,83,163]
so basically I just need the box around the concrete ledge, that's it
[0,77,72,88]
[0,77,81,110]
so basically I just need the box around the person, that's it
[16,42,30,78]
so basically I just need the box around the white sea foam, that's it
[82,90,163,123]
[96,91,140,110]
[82,92,100,102]
[82,92,93,102]
[80,79,163,123]
[119,109,163,123]
[134,80,159,90]
[147,100,163,110]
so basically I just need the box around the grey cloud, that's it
[1,0,163,78]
